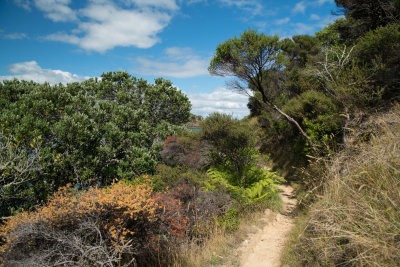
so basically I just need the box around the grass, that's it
[282,106,400,266]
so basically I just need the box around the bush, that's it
[150,164,208,192]
[160,133,211,170]
[0,72,191,217]
[201,113,260,176]
[0,182,189,266]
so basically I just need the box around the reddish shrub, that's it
[0,182,189,266]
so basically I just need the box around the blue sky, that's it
[0,0,339,118]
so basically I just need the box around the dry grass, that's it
[282,106,400,266]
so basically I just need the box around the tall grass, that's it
[282,106,400,266]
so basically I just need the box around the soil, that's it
[238,185,297,267]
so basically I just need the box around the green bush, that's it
[149,164,207,192]
[215,207,240,232]
[201,113,260,177]
[0,72,191,217]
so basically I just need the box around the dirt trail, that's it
[239,185,297,267]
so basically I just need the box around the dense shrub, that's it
[160,133,211,170]
[150,164,208,192]
[0,72,191,217]
[201,113,260,176]
[0,182,189,266]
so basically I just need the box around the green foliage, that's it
[283,90,343,150]
[209,29,281,78]
[208,29,282,104]
[201,113,259,178]
[0,71,191,217]
[315,19,343,47]
[206,166,284,204]
[150,164,207,192]
[281,35,320,68]
[215,207,240,232]
[354,23,400,100]
[334,0,399,40]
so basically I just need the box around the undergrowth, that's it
[282,106,400,266]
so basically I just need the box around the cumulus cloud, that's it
[34,0,78,22]
[13,0,31,11]
[310,13,321,20]
[0,61,90,84]
[218,0,263,14]
[126,0,179,10]
[187,87,249,118]
[275,17,290,25]
[292,1,306,14]
[134,47,209,78]
[315,0,332,5]
[2,33,28,40]
[35,0,176,52]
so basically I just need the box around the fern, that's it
[206,166,285,203]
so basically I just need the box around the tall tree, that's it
[208,29,319,153]
[334,0,400,40]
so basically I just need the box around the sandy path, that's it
[239,185,297,267]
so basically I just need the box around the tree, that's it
[334,0,400,41]
[208,29,319,152]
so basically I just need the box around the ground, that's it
[238,185,297,267]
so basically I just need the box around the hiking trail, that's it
[238,185,297,267]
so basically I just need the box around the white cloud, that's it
[292,23,315,35]
[44,32,80,44]
[218,0,263,14]
[41,1,174,52]
[126,0,179,10]
[188,87,249,118]
[0,61,90,84]
[34,0,78,22]
[292,1,306,14]
[79,3,171,52]
[310,13,320,20]
[275,17,290,25]
[2,33,28,40]
[315,0,331,5]
[134,47,209,78]
[13,0,31,11]
[188,0,263,14]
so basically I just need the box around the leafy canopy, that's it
[208,29,282,96]
[0,71,191,217]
